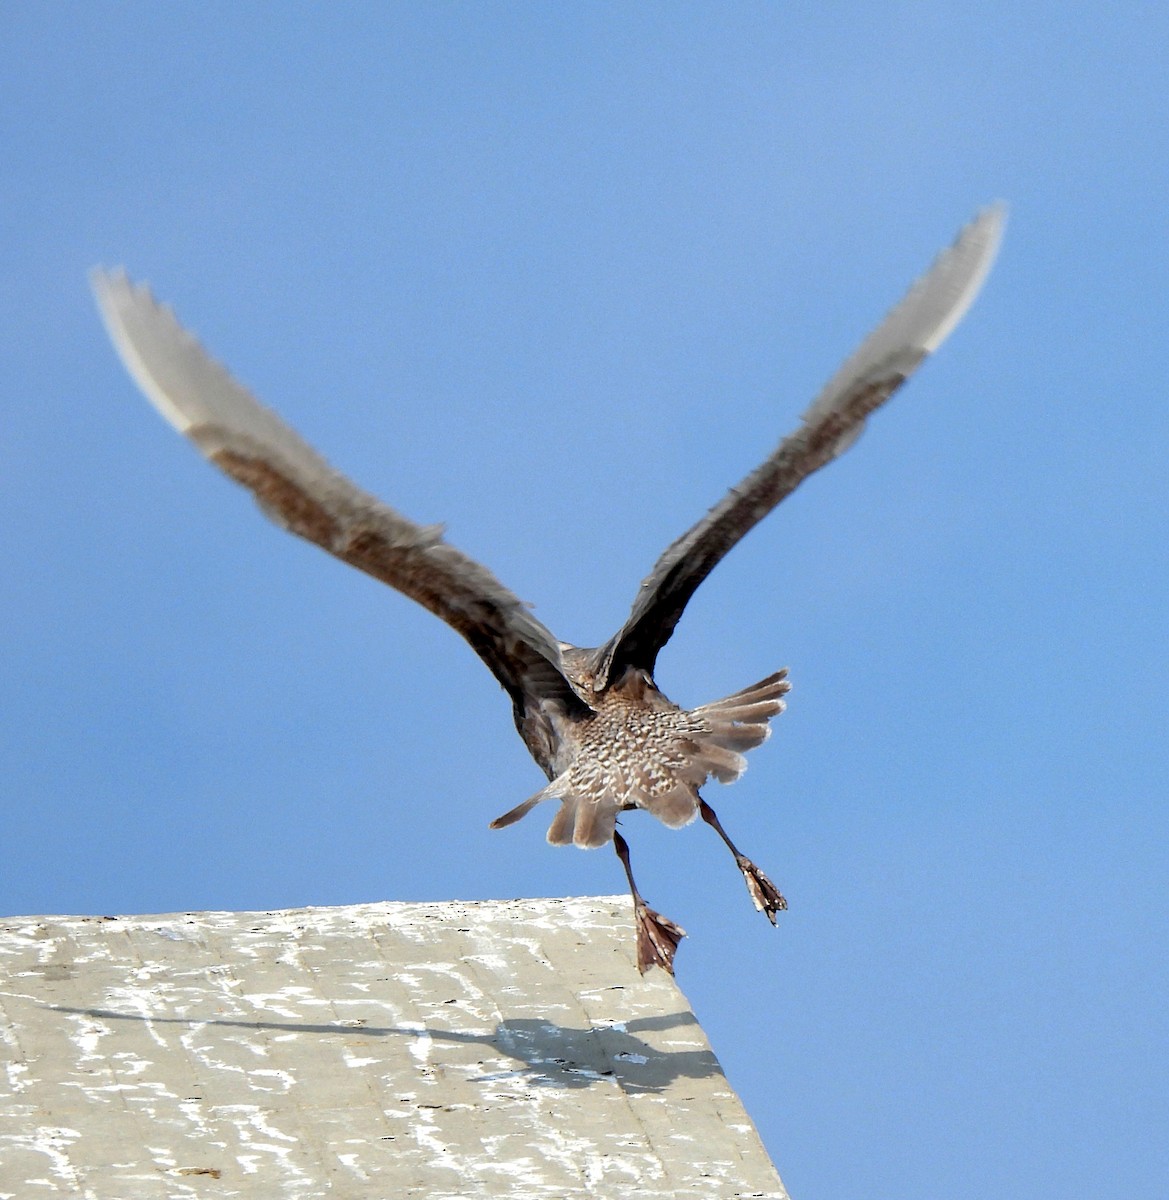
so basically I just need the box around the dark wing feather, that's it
[594,205,1006,685]
[91,270,574,709]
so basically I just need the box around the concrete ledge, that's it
[0,896,787,1198]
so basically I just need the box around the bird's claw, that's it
[737,856,787,925]
[633,901,687,975]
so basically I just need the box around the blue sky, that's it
[2,5,1166,1197]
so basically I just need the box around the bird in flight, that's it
[93,206,1004,975]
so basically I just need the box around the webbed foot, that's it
[633,901,687,975]
[736,855,787,925]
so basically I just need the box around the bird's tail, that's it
[489,668,791,851]
[488,780,563,832]
[489,777,621,851]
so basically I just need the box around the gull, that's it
[92,206,1004,974]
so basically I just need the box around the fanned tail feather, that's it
[689,668,791,773]
[692,741,748,784]
[546,798,577,845]
[489,780,563,831]
[492,668,791,848]
[547,794,623,849]
[643,780,702,829]
[695,669,791,717]
[493,774,627,850]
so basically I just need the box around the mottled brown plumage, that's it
[492,668,790,850]
[92,206,1004,974]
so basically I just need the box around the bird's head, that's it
[558,644,660,709]
[557,643,607,707]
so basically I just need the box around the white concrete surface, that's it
[0,895,788,1198]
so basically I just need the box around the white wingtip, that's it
[801,203,1007,431]
[917,202,1007,352]
[91,268,202,434]
[90,266,349,492]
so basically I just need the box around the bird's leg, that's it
[613,830,686,975]
[699,799,787,924]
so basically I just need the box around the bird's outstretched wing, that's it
[92,270,573,709]
[593,205,1006,686]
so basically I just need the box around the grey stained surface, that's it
[0,896,788,1199]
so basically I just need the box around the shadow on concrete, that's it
[46,1005,720,1094]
